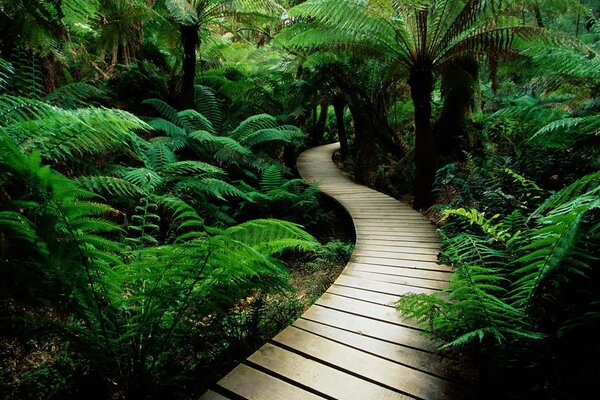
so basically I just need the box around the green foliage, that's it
[0,94,148,164]
[398,169,599,396]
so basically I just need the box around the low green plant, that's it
[397,170,600,396]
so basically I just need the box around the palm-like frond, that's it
[77,176,145,198]
[511,191,599,310]
[175,177,249,201]
[195,84,223,132]
[43,82,107,109]
[241,126,304,148]
[221,218,319,256]
[0,95,148,163]
[260,164,284,192]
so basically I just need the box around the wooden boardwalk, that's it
[201,143,469,400]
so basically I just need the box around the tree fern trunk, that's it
[532,1,544,27]
[333,96,349,160]
[311,100,329,145]
[180,24,199,109]
[409,66,436,209]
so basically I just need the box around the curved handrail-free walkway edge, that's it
[201,143,471,400]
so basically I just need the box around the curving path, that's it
[201,143,470,400]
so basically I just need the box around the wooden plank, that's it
[350,256,452,272]
[356,238,442,248]
[217,364,325,400]
[292,319,461,380]
[343,270,447,291]
[247,343,407,400]
[199,390,230,400]
[328,283,400,306]
[346,263,450,281]
[301,306,437,350]
[354,244,440,255]
[352,250,439,262]
[315,293,426,329]
[334,274,436,296]
[357,232,440,240]
[273,326,465,400]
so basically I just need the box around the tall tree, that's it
[162,0,281,108]
[286,0,540,209]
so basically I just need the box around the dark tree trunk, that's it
[311,100,329,145]
[409,67,436,210]
[532,2,544,27]
[434,58,478,161]
[347,101,404,184]
[180,24,199,109]
[333,95,349,160]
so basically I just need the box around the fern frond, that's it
[195,84,222,132]
[532,171,600,218]
[229,113,279,141]
[123,167,164,192]
[530,114,600,148]
[241,126,304,148]
[164,161,225,177]
[174,177,249,201]
[143,98,187,129]
[158,196,206,242]
[146,118,188,138]
[1,95,148,162]
[178,109,215,133]
[44,83,107,109]
[511,193,599,310]
[221,219,320,256]
[259,164,283,193]
[77,176,146,198]
[189,129,251,160]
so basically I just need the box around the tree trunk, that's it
[180,24,199,109]
[333,96,349,160]
[409,67,436,210]
[311,100,329,145]
[532,1,544,27]
[347,101,402,184]
[434,58,478,161]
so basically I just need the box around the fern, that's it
[530,114,600,148]
[511,183,599,311]
[174,177,250,201]
[195,84,223,132]
[76,176,145,198]
[43,82,108,109]
[0,57,14,93]
[532,171,600,218]
[178,109,215,133]
[241,126,304,148]
[0,95,149,163]
[189,129,252,159]
[158,196,206,242]
[164,160,225,177]
[230,113,279,141]
[260,164,284,192]
[220,219,320,256]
